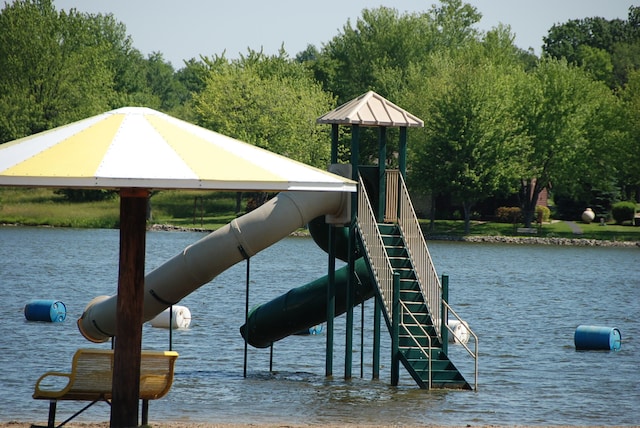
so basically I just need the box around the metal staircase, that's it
[357,170,478,390]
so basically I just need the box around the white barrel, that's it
[448,319,470,344]
[149,305,191,329]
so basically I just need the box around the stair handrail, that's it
[356,174,396,319]
[387,170,479,391]
[399,300,433,390]
[386,170,442,341]
[443,301,479,390]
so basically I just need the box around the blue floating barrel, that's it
[294,324,324,336]
[24,300,67,322]
[574,325,621,351]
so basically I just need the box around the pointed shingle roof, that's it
[317,91,423,127]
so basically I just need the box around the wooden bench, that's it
[32,348,178,428]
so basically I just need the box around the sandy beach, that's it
[1,424,632,428]
[2,422,637,428]
[0,423,467,428]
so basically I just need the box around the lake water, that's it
[0,227,638,426]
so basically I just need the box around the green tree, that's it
[145,52,189,111]
[618,70,640,201]
[309,0,482,105]
[191,49,335,168]
[402,46,527,233]
[0,0,115,142]
[542,7,640,88]
[514,59,619,226]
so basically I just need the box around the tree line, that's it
[1,0,639,230]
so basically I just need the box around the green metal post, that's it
[331,124,339,164]
[378,126,387,222]
[360,302,365,378]
[243,257,251,378]
[441,274,449,355]
[391,272,400,386]
[345,124,359,379]
[372,295,381,380]
[326,123,339,377]
[399,127,407,178]
[325,226,336,376]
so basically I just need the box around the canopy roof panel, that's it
[0,107,355,192]
[316,91,424,128]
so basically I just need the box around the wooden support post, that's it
[111,188,149,428]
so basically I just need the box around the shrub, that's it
[495,206,522,223]
[536,205,551,223]
[611,201,636,224]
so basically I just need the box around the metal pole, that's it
[372,295,381,380]
[269,344,274,373]
[331,124,339,164]
[391,273,400,386]
[441,274,449,355]
[399,127,407,178]
[360,301,364,378]
[345,224,355,379]
[378,127,387,222]
[243,257,251,378]
[169,305,173,351]
[345,124,360,379]
[327,122,339,377]
[326,226,336,376]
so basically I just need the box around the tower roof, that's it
[317,91,423,128]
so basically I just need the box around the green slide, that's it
[240,216,375,348]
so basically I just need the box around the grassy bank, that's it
[421,219,640,242]
[1,187,639,242]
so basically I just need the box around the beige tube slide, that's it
[78,190,349,343]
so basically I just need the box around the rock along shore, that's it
[148,224,639,248]
[425,234,639,247]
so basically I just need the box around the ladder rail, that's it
[443,301,479,390]
[386,170,442,341]
[386,170,479,391]
[356,174,396,319]
[399,300,433,390]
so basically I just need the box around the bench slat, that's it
[34,349,178,401]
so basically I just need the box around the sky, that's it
[51,0,636,68]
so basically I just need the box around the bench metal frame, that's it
[32,348,178,428]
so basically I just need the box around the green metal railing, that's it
[443,300,479,390]
[399,300,433,389]
[358,170,478,390]
[356,174,395,319]
[385,170,478,390]
[385,170,442,342]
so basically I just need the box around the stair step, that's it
[402,313,430,324]
[365,218,473,390]
[378,224,401,235]
[395,269,416,280]
[389,258,412,269]
[399,290,423,302]
[385,246,408,257]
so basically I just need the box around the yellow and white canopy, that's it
[0,107,355,192]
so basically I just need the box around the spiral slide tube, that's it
[78,191,349,343]
[240,258,375,348]
[239,214,375,347]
